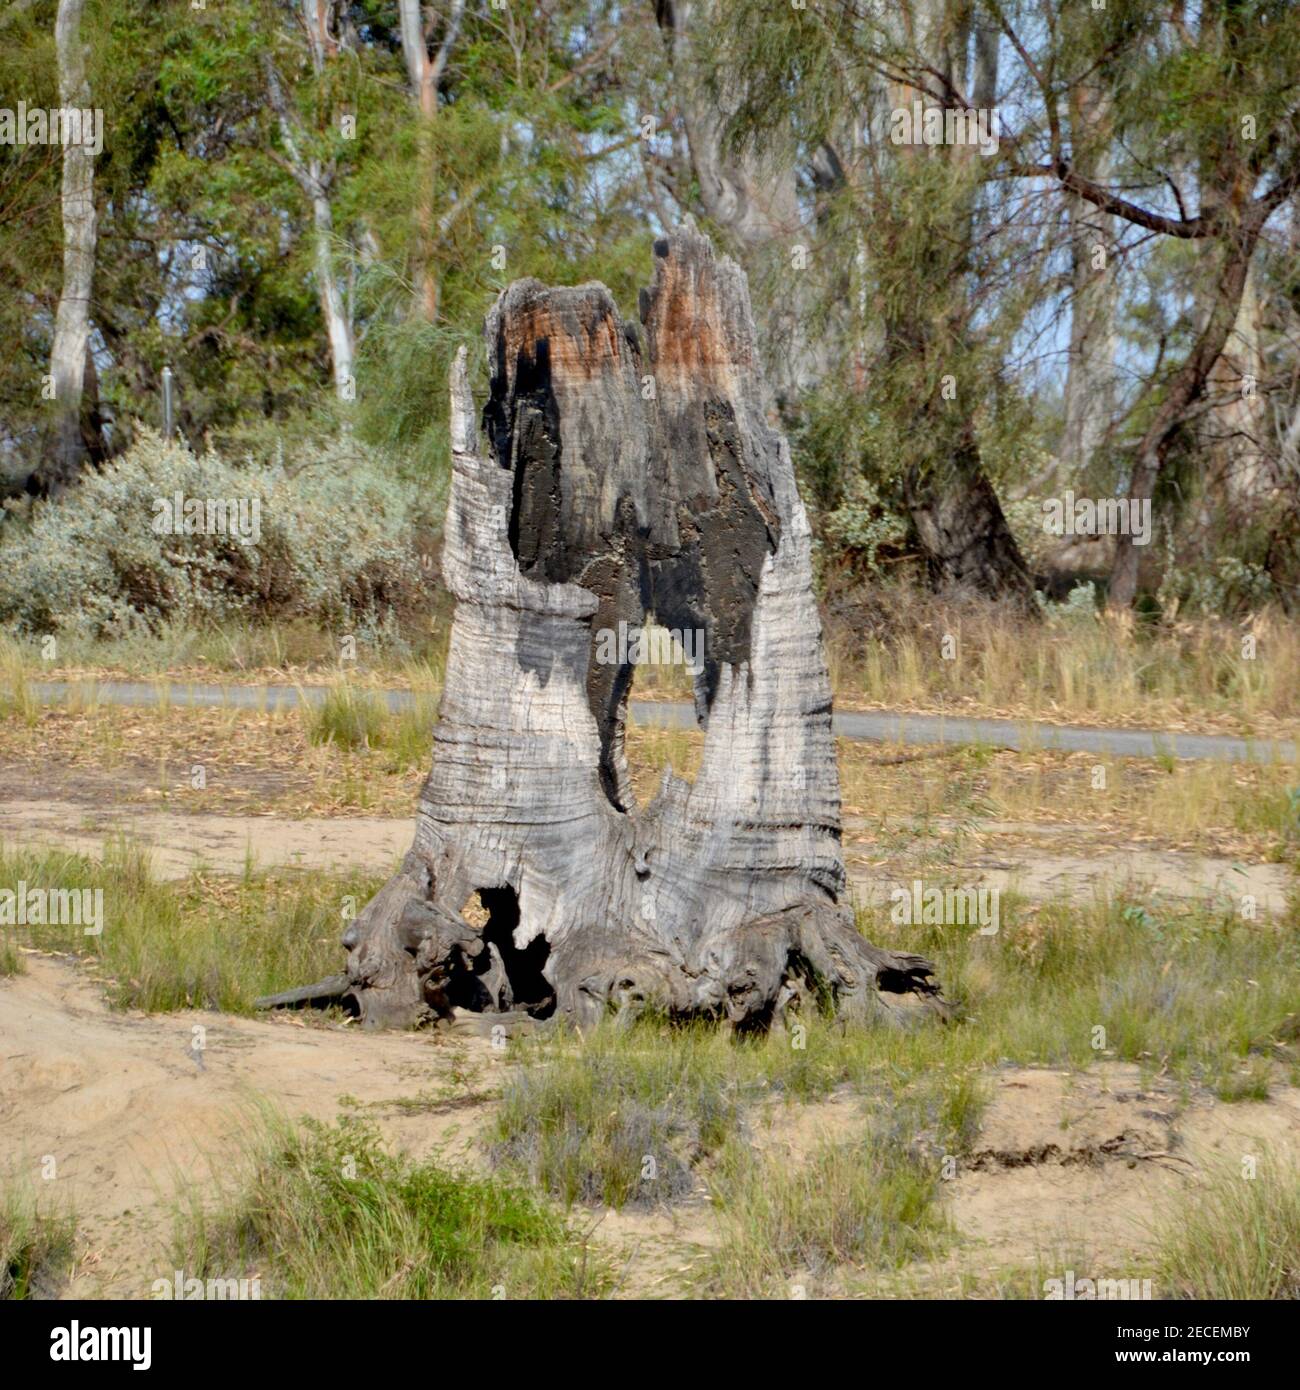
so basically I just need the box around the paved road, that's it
[30,680,1296,764]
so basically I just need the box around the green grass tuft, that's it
[307,685,390,751]
[1155,1157,1300,1299]
[176,1114,607,1299]
[704,1133,950,1297]
[0,1182,75,1300]
[0,844,380,1013]
[491,1022,755,1209]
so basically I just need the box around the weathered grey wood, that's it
[254,973,349,1010]
[337,227,943,1031]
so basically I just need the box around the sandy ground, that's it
[0,799,1291,920]
[3,954,1297,1300]
[0,767,1295,1298]
[0,797,408,880]
[0,955,502,1297]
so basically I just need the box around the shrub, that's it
[820,476,909,579]
[0,430,426,639]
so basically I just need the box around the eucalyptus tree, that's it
[45,0,98,490]
[695,0,1043,608]
[987,0,1300,607]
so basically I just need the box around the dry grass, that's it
[9,596,1300,736]
[2,696,1294,866]
[825,595,1300,738]
[838,741,1299,860]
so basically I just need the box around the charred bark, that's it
[273,229,943,1032]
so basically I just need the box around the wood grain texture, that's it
[337,227,944,1030]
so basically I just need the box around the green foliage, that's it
[0,430,424,639]
[820,475,909,577]
[5,0,1299,605]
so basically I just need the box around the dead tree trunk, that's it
[313,229,941,1031]
[43,0,97,493]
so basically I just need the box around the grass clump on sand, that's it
[0,844,380,1014]
[703,1133,950,1298]
[490,1022,751,1209]
[176,1114,606,1299]
[0,1181,75,1300]
[1154,1157,1300,1299]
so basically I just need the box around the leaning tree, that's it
[265,227,943,1031]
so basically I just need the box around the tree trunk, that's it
[310,180,354,397]
[399,0,465,323]
[654,0,816,407]
[44,0,97,492]
[285,229,943,1031]
[904,443,1037,605]
[881,0,1039,613]
[1206,256,1273,508]
[1108,219,1264,609]
[263,49,354,400]
[1061,82,1117,477]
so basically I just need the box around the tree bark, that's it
[904,440,1036,605]
[263,47,355,399]
[44,0,97,492]
[303,229,943,1031]
[881,0,1039,613]
[309,183,355,395]
[1205,256,1273,508]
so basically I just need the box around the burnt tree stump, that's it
[287,228,943,1030]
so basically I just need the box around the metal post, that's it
[162,366,175,440]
